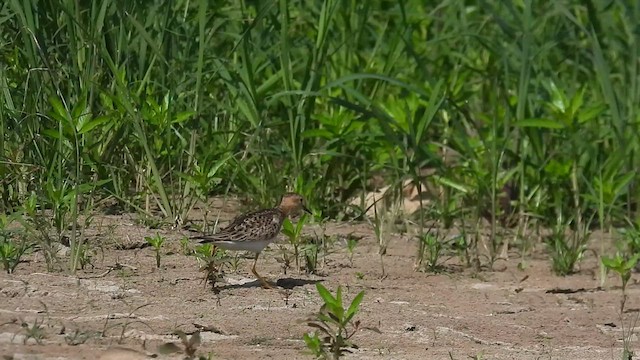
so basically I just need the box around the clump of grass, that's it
[0,239,30,274]
[20,318,46,345]
[545,217,592,276]
[416,232,445,273]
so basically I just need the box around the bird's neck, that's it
[275,205,290,217]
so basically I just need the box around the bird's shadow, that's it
[276,277,320,289]
[215,277,319,291]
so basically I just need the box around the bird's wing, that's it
[195,208,285,243]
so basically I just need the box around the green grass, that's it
[1,1,639,281]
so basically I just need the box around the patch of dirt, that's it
[1,201,639,359]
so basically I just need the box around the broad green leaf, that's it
[71,93,88,126]
[578,104,606,124]
[207,155,232,178]
[624,254,640,271]
[601,255,622,270]
[49,96,69,123]
[302,128,334,139]
[414,79,445,144]
[42,129,63,140]
[333,286,344,321]
[78,115,110,134]
[612,172,634,198]
[345,290,364,324]
[315,283,336,307]
[568,87,585,118]
[547,81,568,113]
[433,176,470,193]
[514,118,565,129]
[281,218,294,236]
[173,111,196,124]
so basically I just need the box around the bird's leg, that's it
[251,252,273,289]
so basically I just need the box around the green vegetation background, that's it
[1,1,640,273]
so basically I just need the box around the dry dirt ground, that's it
[1,200,639,360]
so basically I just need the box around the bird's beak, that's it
[302,205,312,215]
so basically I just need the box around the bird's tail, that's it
[191,234,224,244]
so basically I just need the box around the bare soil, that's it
[1,199,639,360]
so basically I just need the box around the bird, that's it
[193,192,311,289]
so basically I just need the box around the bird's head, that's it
[278,192,311,216]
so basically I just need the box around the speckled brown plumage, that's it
[193,192,311,289]
[199,207,286,245]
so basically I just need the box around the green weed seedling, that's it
[602,253,639,302]
[22,192,57,271]
[303,283,378,359]
[276,244,294,275]
[64,328,97,346]
[601,253,640,360]
[302,240,320,274]
[0,213,31,273]
[282,214,309,273]
[179,236,192,256]
[0,240,30,274]
[145,233,166,268]
[617,225,640,268]
[193,243,227,288]
[545,220,590,276]
[20,318,46,345]
[416,233,445,273]
[345,236,358,268]
[74,241,94,270]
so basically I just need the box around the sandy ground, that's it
[0,201,639,360]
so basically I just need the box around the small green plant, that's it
[366,194,400,278]
[22,192,57,271]
[345,236,358,268]
[449,233,470,266]
[302,241,320,274]
[0,214,31,273]
[602,253,639,299]
[276,244,293,275]
[416,233,445,273]
[228,253,241,273]
[617,224,640,265]
[74,241,94,270]
[64,328,96,346]
[601,252,640,360]
[282,214,309,272]
[145,233,166,268]
[20,318,46,345]
[303,283,375,359]
[179,237,191,255]
[545,219,591,276]
[0,240,30,274]
[193,243,227,288]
